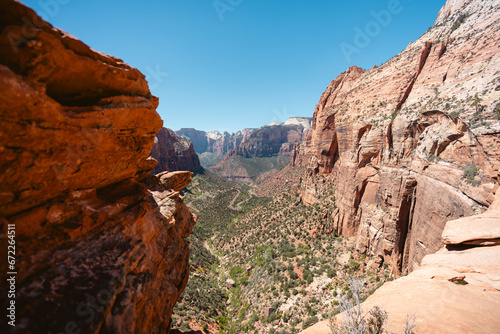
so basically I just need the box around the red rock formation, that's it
[292,0,500,273]
[0,1,195,332]
[210,119,312,182]
[150,127,202,174]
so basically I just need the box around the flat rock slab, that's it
[422,245,500,274]
[442,210,500,245]
[301,275,500,334]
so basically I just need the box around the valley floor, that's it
[171,168,395,334]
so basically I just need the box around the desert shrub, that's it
[329,279,416,334]
[230,266,244,278]
[327,267,337,278]
[494,103,500,119]
[303,316,319,329]
[179,322,190,332]
[462,163,481,186]
[348,261,360,274]
[451,14,467,33]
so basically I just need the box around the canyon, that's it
[292,0,500,275]
[209,118,312,183]
[0,0,499,333]
[177,117,311,171]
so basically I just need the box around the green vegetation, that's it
[450,14,468,33]
[462,163,481,186]
[471,93,484,113]
[198,152,224,168]
[211,155,290,184]
[390,108,399,121]
[426,152,441,163]
[173,170,393,333]
[494,103,500,120]
[172,170,271,331]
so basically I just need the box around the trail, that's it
[186,202,199,213]
[234,188,254,210]
[227,189,241,210]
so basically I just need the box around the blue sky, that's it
[22,0,444,132]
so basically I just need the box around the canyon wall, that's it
[150,127,202,174]
[176,128,253,156]
[0,1,195,332]
[210,118,312,182]
[302,191,500,334]
[228,120,311,159]
[292,0,500,273]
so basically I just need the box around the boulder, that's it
[158,171,194,191]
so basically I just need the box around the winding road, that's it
[228,188,254,211]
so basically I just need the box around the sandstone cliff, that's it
[301,191,500,334]
[0,1,195,332]
[209,118,312,182]
[176,128,253,156]
[292,0,500,274]
[228,119,312,159]
[150,127,202,174]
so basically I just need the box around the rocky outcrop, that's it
[0,1,195,333]
[150,127,202,174]
[292,0,500,273]
[301,192,500,334]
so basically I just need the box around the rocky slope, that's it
[0,1,195,332]
[292,0,500,274]
[176,128,253,168]
[302,191,500,334]
[150,127,202,174]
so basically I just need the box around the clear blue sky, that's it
[22,0,444,133]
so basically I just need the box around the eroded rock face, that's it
[229,121,311,159]
[301,193,500,334]
[0,1,195,332]
[0,1,162,216]
[1,177,196,333]
[150,128,202,174]
[176,128,253,156]
[292,0,500,273]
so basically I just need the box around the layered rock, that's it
[301,192,500,334]
[209,118,312,182]
[150,127,202,174]
[0,1,195,332]
[292,0,500,273]
[228,119,311,159]
[176,128,253,156]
